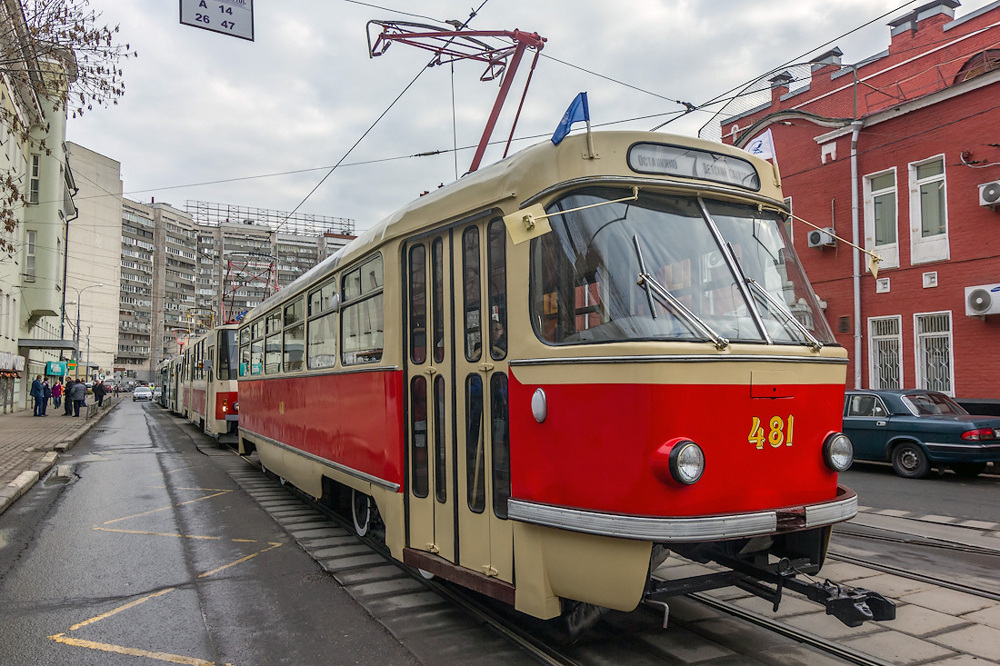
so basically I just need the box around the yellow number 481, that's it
[748,415,794,450]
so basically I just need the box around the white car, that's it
[132,386,153,402]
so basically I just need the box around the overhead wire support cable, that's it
[273,1,490,233]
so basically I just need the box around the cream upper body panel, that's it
[245,131,784,323]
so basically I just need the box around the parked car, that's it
[132,386,153,402]
[153,387,162,399]
[843,389,1000,478]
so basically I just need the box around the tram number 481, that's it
[748,415,794,449]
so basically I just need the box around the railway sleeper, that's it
[646,551,896,627]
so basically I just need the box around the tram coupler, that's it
[647,554,896,628]
[790,578,896,627]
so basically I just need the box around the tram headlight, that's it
[668,440,705,485]
[823,432,853,472]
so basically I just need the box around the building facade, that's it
[718,0,1000,401]
[0,1,76,412]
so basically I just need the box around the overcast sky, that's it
[66,0,998,234]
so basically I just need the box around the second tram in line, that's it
[160,325,240,439]
[234,130,893,627]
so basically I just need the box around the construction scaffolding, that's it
[184,200,355,237]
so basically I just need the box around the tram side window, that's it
[307,311,337,369]
[465,374,485,513]
[487,219,507,360]
[342,254,384,366]
[308,278,339,370]
[410,376,428,498]
[491,373,510,519]
[250,321,264,376]
[265,333,281,374]
[239,341,250,377]
[434,375,447,502]
[432,239,445,364]
[462,227,482,362]
[283,299,305,372]
[409,245,427,364]
[207,347,215,384]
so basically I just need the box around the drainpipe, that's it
[60,192,80,347]
[850,120,864,389]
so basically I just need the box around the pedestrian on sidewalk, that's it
[63,380,75,415]
[94,381,106,407]
[41,379,51,415]
[52,381,63,409]
[30,375,43,416]
[71,380,86,417]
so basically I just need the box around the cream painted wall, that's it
[65,143,123,379]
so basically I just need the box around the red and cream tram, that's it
[179,325,239,438]
[237,131,892,627]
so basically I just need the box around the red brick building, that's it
[719,0,1000,402]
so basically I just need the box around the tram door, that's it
[405,235,456,562]
[453,219,513,582]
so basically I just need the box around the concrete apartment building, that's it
[101,198,355,384]
[0,1,76,412]
[718,0,1000,403]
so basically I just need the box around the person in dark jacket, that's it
[41,379,51,415]
[63,380,75,415]
[94,381,106,407]
[71,380,87,417]
[30,376,43,416]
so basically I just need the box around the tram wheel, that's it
[951,462,987,478]
[352,489,371,537]
[891,442,929,479]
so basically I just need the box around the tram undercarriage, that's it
[647,527,896,628]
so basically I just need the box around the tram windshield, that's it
[530,187,835,347]
[218,328,238,380]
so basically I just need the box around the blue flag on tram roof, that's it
[551,92,590,145]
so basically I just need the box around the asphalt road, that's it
[841,462,1000,522]
[0,400,418,666]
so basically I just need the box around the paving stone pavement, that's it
[0,397,119,515]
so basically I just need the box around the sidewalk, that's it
[0,397,119,515]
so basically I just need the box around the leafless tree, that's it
[0,0,135,254]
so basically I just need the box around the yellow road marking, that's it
[198,542,283,579]
[103,490,232,525]
[48,633,220,665]
[94,527,224,540]
[69,588,176,631]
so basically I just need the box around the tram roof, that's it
[247,130,781,320]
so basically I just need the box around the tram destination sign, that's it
[627,142,761,191]
[180,0,254,42]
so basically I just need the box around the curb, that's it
[0,400,119,517]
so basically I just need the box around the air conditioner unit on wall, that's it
[980,181,1000,209]
[965,283,1000,316]
[807,227,836,248]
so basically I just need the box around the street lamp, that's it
[67,283,104,380]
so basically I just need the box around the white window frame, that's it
[908,155,949,265]
[24,230,36,282]
[868,315,902,390]
[29,154,39,205]
[913,311,954,396]
[863,167,899,269]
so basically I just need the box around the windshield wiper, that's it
[632,235,729,350]
[744,277,823,351]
